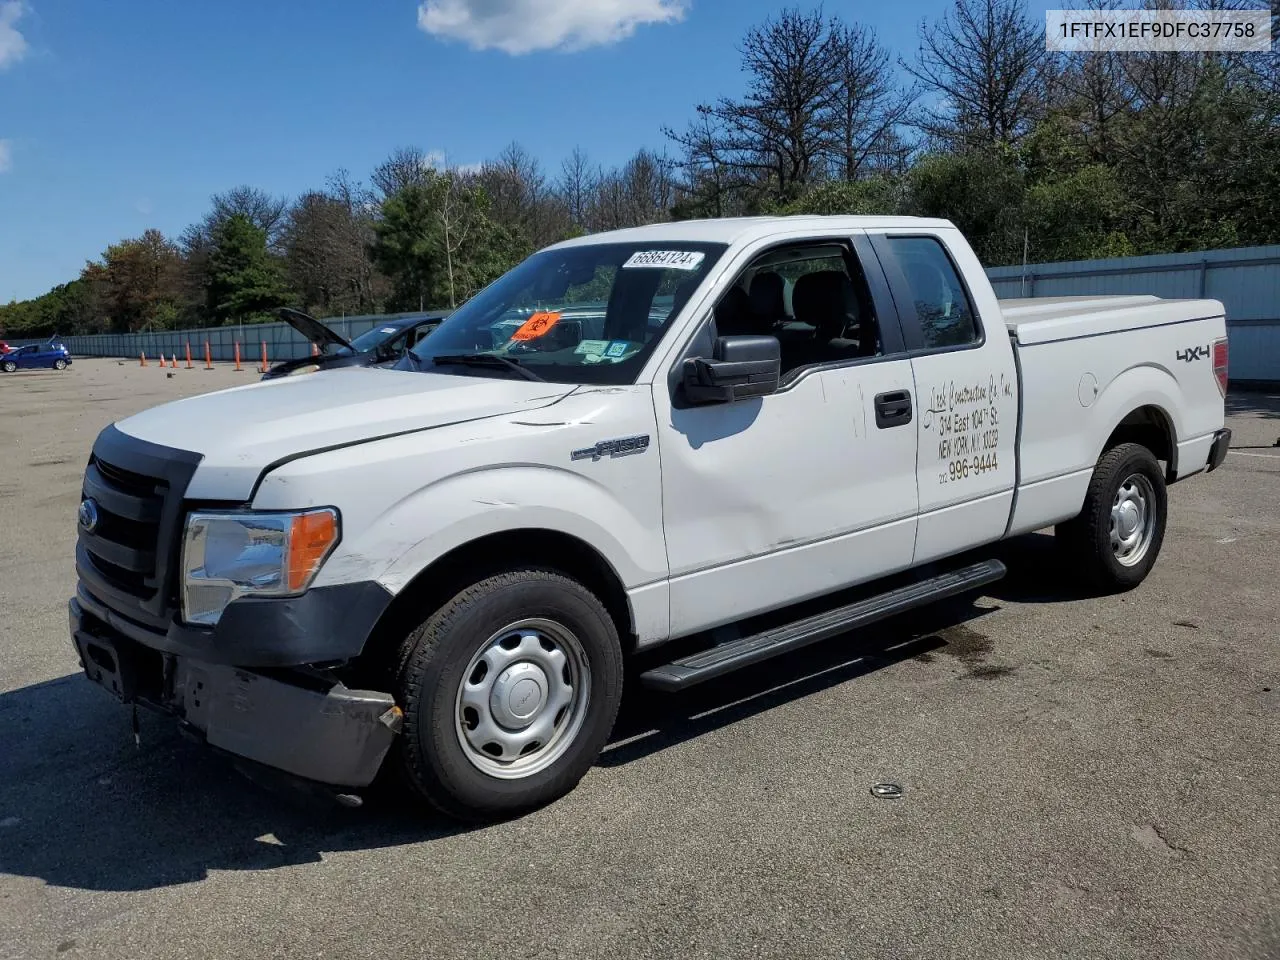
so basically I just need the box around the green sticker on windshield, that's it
[575,339,609,356]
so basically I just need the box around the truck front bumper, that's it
[1207,427,1232,473]
[69,597,401,788]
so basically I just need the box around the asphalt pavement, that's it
[1,360,1277,959]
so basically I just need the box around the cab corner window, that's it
[711,242,886,381]
[888,237,979,349]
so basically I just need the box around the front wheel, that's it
[53,359,67,370]
[393,570,623,821]
[1,360,15,373]
[1056,442,1167,591]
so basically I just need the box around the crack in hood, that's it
[114,367,576,499]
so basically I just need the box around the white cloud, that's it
[424,149,484,174]
[417,0,687,55]
[0,1,28,71]
[0,139,11,174]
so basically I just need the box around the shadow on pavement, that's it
[604,597,999,768]
[0,674,465,893]
[1226,390,1280,420]
[0,593,1003,893]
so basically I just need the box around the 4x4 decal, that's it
[1177,344,1211,362]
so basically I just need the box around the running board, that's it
[640,559,1006,692]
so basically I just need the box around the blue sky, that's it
[0,0,1051,302]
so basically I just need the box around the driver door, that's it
[654,236,920,638]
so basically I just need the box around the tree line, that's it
[3,0,1277,339]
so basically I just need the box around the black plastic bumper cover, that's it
[70,597,400,788]
[73,573,393,667]
[1207,427,1232,473]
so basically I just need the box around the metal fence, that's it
[11,244,1280,382]
[987,244,1280,383]
[16,313,431,365]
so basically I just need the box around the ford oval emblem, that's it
[78,498,100,534]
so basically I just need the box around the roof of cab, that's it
[547,215,958,251]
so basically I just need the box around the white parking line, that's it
[1229,450,1280,459]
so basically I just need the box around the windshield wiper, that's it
[432,353,545,382]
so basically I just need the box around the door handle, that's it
[874,390,913,429]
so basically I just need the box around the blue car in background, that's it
[1,340,73,372]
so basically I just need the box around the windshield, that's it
[345,324,405,355]
[407,241,727,385]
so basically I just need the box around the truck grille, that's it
[81,456,166,600]
[75,425,203,629]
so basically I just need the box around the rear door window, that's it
[884,236,980,349]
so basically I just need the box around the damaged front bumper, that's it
[69,597,401,788]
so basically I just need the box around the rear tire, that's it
[1056,442,1167,591]
[393,569,623,822]
[1,360,15,373]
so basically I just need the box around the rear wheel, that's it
[393,570,623,821]
[1056,442,1167,591]
[1,360,15,373]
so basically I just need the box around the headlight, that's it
[181,508,340,626]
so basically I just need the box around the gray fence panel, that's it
[987,244,1280,381]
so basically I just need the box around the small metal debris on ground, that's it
[870,782,903,799]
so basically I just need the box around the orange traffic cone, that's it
[158,353,166,369]
[140,351,147,367]
[171,353,178,368]
[260,341,269,374]
[185,342,193,369]
[204,341,213,370]
[234,341,243,371]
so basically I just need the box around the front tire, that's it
[394,570,623,822]
[1056,442,1167,591]
[53,359,67,370]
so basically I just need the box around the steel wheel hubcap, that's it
[1111,473,1157,566]
[454,618,590,779]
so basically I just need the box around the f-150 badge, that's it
[571,435,651,462]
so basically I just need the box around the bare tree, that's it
[478,142,550,243]
[683,8,840,201]
[905,0,1047,149]
[207,186,290,246]
[372,146,433,200]
[558,147,596,228]
[666,112,738,217]
[284,170,382,314]
[827,22,916,179]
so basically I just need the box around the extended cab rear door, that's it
[868,229,1019,563]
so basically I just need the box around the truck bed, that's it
[1000,294,1227,539]
[1000,295,1224,345]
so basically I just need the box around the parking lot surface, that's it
[1,359,1277,960]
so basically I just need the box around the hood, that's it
[114,367,576,500]
[278,308,352,351]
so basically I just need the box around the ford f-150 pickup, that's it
[68,216,1232,820]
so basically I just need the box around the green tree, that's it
[904,148,1027,264]
[371,172,523,311]
[206,214,293,324]
[89,229,183,331]
[371,184,438,311]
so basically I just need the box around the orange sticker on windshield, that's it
[511,311,562,341]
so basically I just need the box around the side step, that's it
[640,559,1006,692]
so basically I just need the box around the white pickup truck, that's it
[69,216,1231,820]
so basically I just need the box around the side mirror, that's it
[682,335,781,404]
